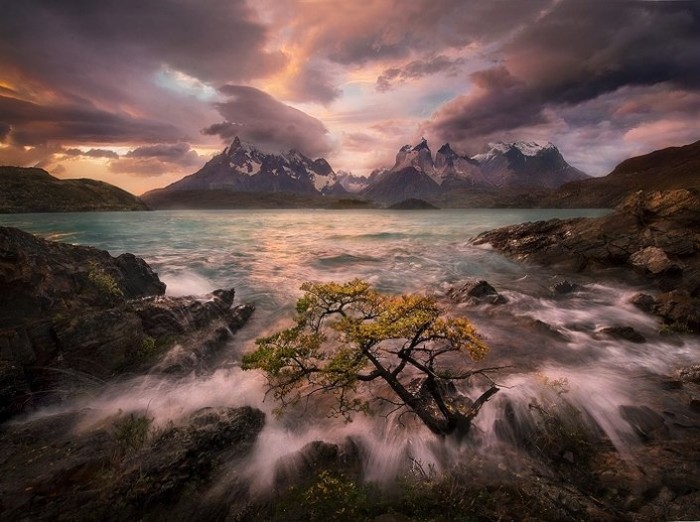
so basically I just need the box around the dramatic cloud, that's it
[0,0,284,154]
[425,0,700,160]
[376,55,464,91]
[63,148,119,159]
[0,95,183,147]
[282,61,343,104]
[286,0,551,66]
[0,0,283,87]
[109,142,205,177]
[1,0,698,188]
[126,143,200,164]
[203,86,333,157]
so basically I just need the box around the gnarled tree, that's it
[242,280,501,436]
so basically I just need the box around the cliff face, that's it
[0,166,148,212]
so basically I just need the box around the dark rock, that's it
[601,326,647,344]
[113,406,265,509]
[0,406,265,521]
[619,405,667,441]
[551,280,583,295]
[656,291,700,333]
[516,317,569,341]
[448,279,507,305]
[690,397,700,412]
[0,227,254,421]
[151,303,255,374]
[631,293,657,314]
[274,439,363,489]
[474,189,700,332]
[0,360,31,422]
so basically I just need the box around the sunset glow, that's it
[1,0,698,194]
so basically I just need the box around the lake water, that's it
[2,208,697,482]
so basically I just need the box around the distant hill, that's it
[0,166,147,213]
[142,188,373,210]
[547,140,700,208]
[388,198,439,210]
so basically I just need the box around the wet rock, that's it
[0,226,254,421]
[690,397,700,412]
[474,189,700,333]
[448,279,507,305]
[656,290,700,333]
[630,293,657,314]
[551,280,583,295]
[619,405,667,441]
[274,439,363,489]
[601,326,647,344]
[152,303,255,374]
[515,316,569,341]
[678,365,700,384]
[0,406,265,521]
[629,246,678,275]
[114,406,265,510]
[0,360,31,422]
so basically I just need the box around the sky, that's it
[0,0,699,195]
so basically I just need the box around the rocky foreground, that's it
[474,189,700,332]
[1,224,699,521]
[0,226,253,421]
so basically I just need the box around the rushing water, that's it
[2,208,698,483]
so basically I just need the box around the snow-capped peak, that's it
[472,141,556,162]
[510,141,556,156]
[226,136,259,156]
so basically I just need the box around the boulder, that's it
[551,280,583,295]
[601,326,647,344]
[448,279,507,305]
[630,293,657,314]
[655,291,700,333]
[629,247,677,275]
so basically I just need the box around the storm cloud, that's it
[425,0,700,161]
[1,0,698,188]
[203,86,333,158]
[376,55,465,91]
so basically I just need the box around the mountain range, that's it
[359,138,589,204]
[144,137,590,207]
[3,138,698,212]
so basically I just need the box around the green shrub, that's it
[114,413,153,454]
[88,264,124,300]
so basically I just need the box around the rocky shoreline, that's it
[473,189,700,332]
[1,208,699,520]
[0,226,254,422]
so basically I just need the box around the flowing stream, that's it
[3,208,698,484]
